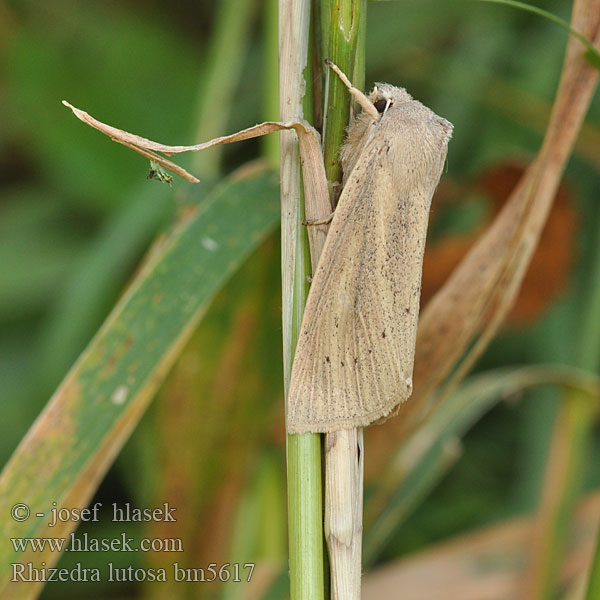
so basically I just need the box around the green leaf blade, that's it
[0,170,280,598]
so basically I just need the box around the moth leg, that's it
[333,181,343,204]
[302,211,334,226]
[325,59,378,119]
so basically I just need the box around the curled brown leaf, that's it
[367,0,599,477]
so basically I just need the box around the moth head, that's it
[370,84,412,115]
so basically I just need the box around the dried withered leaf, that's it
[62,101,201,183]
[405,0,599,430]
[62,102,331,251]
[366,0,600,471]
[420,162,576,326]
[477,163,576,324]
[362,492,600,600]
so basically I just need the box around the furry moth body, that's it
[287,76,453,434]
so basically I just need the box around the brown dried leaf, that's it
[477,163,577,325]
[420,161,576,326]
[362,492,600,600]
[62,103,333,255]
[397,0,600,434]
[62,101,201,183]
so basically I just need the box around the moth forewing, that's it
[287,84,452,434]
[63,80,451,435]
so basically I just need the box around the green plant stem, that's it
[322,0,367,188]
[279,1,325,598]
[286,434,325,599]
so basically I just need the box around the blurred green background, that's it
[1,0,599,598]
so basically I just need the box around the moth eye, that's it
[374,99,388,113]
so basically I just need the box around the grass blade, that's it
[0,168,279,599]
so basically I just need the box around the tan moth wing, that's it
[287,86,452,433]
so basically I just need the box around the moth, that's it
[62,62,452,435]
[286,61,453,434]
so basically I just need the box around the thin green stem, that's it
[286,434,325,599]
[279,1,325,598]
[477,0,600,70]
[322,0,367,188]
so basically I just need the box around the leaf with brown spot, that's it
[0,170,280,599]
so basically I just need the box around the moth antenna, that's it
[325,59,378,118]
